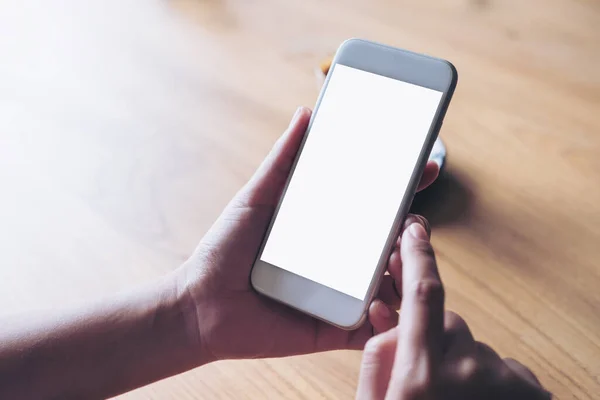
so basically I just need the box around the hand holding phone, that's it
[251,39,457,329]
[179,106,440,361]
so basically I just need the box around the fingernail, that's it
[409,222,429,241]
[403,215,421,231]
[377,302,392,318]
[418,215,431,238]
[290,107,303,125]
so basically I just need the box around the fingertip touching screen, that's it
[259,64,443,300]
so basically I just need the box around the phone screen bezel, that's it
[251,38,458,330]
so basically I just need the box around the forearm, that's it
[0,270,209,399]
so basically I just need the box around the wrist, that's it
[170,264,217,365]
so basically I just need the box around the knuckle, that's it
[457,356,481,381]
[474,340,490,351]
[410,279,444,304]
[411,238,436,259]
[475,341,499,358]
[402,375,434,399]
[444,310,467,330]
[363,335,389,360]
[503,358,541,385]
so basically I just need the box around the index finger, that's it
[393,219,445,378]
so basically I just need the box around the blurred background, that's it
[0,1,598,398]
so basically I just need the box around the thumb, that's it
[237,107,311,207]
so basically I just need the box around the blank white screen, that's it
[260,64,443,300]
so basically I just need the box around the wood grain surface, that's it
[1,0,599,398]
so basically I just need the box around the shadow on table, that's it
[410,169,474,227]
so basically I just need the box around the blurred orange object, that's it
[319,56,333,75]
[315,56,333,88]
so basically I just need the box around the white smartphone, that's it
[251,39,457,329]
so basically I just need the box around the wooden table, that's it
[1,0,598,398]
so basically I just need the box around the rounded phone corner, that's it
[335,305,369,331]
[249,263,263,293]
[439,59,458,90]
[337,37,364,53]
